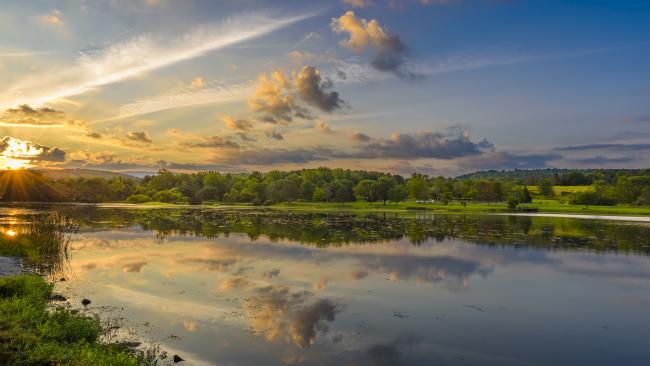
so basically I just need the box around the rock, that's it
[81,298,91,306]
[118,341,141,348]
[59,277,66,282]
[49,294,67,302]
[173,355,184,363]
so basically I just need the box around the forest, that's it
[1,168,649,207]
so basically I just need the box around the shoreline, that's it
[2,200,649,218]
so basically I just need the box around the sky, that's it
[1,0,649,176]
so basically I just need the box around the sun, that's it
[0,137,41,170]
[1,158,30,170]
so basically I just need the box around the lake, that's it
[3,204,650,365]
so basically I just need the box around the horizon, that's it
[2,1,650,175]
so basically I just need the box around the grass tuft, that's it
[0,274,155,366]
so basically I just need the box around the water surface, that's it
[3,205,650,365]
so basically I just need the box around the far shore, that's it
[4,200,649,218]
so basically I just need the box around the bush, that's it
[125,194,152,204]
[570,191,616,206]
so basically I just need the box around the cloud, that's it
[39,9,64,26]
[351,131,493,159]
[315,121,335,134]
[217,130,494,166]
[0,104,86,129]
[86,132,102,139]
[0,136,66,162]
[352,132,372,142]
[1,11,316,108]
[217,276,250,291]
[288,50,316,64]
[566,155,637,165]
[554,143,650,152]
[295,66,345,112]
[343,0,375,8]
[243,285,341,348]
[222,116,254,131]
[114,82,252,121]
[460,151,560,172]
[126,131,152,143]
[266,130,284,140]
[220,147,334,165]
[249,71,308,124]
[184,135,241,149]
[331,11,414,79]
[191,76,205,88]
[249,66,345,124]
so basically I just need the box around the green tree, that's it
[406,175,429,201]
[375,176,396,205]
[354,180,378,202]
[538,178,554,197]
[387,185,408,204]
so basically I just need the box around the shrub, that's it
[125,194,152,204]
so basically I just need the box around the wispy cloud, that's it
[0,11,317,109]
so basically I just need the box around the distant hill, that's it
[456,168,650,180]
[27,168,138,180]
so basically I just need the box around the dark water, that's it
[3,205,650,365]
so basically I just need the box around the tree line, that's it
[1,168,649,206]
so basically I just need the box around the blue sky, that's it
[0,0,649,175]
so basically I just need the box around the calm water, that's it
[4,205,650,365]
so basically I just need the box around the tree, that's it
[636,187,650,206]
[312,187,326,202]
[331,179,354,203]
[354,180,378,202]
[387,185,408,204]
[538,178,554,197]
[406,175,429,201]
[375,176,396,205]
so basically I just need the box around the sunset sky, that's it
[1,0,649,176]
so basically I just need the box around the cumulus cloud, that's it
[249,66,345,124]
[0,136,66,162]
[243,285,341,348]
[126,131,152,143]
[249,71,306,123]
[222,116,254,131]
[86,132,102,139]
[331,11,414,79]
[295,66,345,112]
[460,151,560,171]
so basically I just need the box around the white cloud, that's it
[0,11,316,109]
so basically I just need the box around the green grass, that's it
[199,199,650,216]
[0,274,155,366]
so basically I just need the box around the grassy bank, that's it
[195,199,650,216]
[120,199,650,216]
[0,275,154,365]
